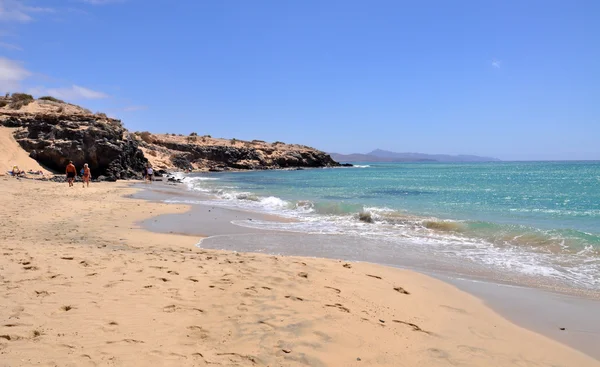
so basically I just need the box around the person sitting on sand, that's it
[66,161,77,187]
[11,166,21,177]
[82,163,91,188]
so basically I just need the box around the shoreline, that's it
[161,169,600,298]
[1,178,599,366]
[136,180,600,361]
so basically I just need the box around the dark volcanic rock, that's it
[171,153,194,171]
[149,140,340,170]
[2,112,147,180]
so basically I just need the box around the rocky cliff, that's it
[0,96,342,179]
[0,97,147,180]
[137,134,341,171]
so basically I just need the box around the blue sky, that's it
[0,0,598,160]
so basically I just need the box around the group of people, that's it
[8,166,44,177]
[65,161,91,188]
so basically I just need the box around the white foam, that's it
[171,174,600,290]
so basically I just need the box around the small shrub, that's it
[9,93,34,109]
[11,93,34,103]
[96,112,108,119]
[139,131,154,144]
[0,100,8,108]
[187,136,198,143]
[39,96,64,103]
[230,138,237,144]
[9,100,29,110]
[252,139,266,144]
[273,141,284,145]
[204,135,211,138]
[190,132,198,136]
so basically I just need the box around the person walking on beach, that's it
[82,163,91,188]
[146,165,154,183]
[66,161,77,187]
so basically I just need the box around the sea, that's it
[168,161,600,294]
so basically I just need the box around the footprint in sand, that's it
[285,295,304,301]
[392,320,431,334]
[325,303,350,313]
[186,325,209,340]
[324,286,341,294]
[163,304,180,313]
[366,274,382,279]
[393,286,410,294]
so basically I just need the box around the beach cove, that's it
[0,177,598,366]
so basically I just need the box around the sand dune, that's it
[0,127,49,175]
[0,179,598,366]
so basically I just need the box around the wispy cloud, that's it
[0,0,54,23]
[491,59,502,69]
[123,105,147,112]
[0,40,21,50]
[0,56,31,92]
[41,85,109,100]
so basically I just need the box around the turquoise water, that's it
[177,162,600,290]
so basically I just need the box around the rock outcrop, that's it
[1,96,344,178]
[138,134,341,171]
[0,100,147,180]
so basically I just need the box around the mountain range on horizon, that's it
[329,149,501,163]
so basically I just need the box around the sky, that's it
[0,0,598,161]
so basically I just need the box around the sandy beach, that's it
[0,177,597,366]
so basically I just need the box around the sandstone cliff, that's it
[0,95,342,179]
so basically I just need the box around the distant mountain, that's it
[330,149,500,163]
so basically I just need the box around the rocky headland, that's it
[0,94,343,180]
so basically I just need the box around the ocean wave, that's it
[173,173,600,289]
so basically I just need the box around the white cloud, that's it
[0,57,108,100]
[123,105,147,112]
[42,85,109,100]
[0,0,54,23]
[492,59,502,69]
[0,41,21,50]
[0,57,31,92]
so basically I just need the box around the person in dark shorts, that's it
[66,161,77,187]
[146,166,154,183]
